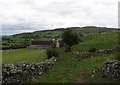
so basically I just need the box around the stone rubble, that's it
[113,45,120,51]
[2,56,57,83]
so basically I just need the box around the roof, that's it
[31,39,53,45]
[32,39,53,42]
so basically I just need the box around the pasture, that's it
[2,48,47,64]
[33,52,119,83]
[32,30,119,83]
[73,31,118,52]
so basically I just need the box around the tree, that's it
[62,29,80,52]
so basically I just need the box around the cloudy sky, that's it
[0,0,119,35]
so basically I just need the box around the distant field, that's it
[73,31,118,52]
[2,48,47,64]
[33,30,63,38]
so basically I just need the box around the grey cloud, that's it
[0,0,119,35]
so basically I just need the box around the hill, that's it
[73,31,118,52]
[31,28,119,83]
[2,26,117,50]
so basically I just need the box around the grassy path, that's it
[33,52,118,83]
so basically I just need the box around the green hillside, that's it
[73,31,118,52]
[2,26,116,50]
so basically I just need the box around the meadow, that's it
[73,31,118,52]
[33,52,119,83]
[2,48,47,64]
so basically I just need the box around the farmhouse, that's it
[29,39,53,49]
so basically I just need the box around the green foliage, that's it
[62,29,80,51]
[2,30,63,50]
[2,36,31,50]
[46,48,59,59]
[88,48,97,52]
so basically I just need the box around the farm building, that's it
[29,39,53,49]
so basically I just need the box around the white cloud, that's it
[0,0,119,35]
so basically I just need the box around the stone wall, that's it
[2,57,57,83]
[92,59,120,80]
[72,45,120,60]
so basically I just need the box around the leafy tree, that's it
[62,29,80,52]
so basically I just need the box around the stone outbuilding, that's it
[29,39,53,49]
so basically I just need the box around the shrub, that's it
[62,29,80,52]
[59,41,64,47]
[46,48,59,59]
[115,53,120,61]
[88,48,97,52]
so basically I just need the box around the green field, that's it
[33,52,119,83]
[73,31,118,52]
[2,48,47,64]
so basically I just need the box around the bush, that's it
[59,41,64,47]
[88,48,97,52]
[62,29,80,52]
[46,49,59,59]
[115,53,120,61]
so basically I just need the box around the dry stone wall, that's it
[2,57,57,84]
[92,59,120,80]
[73,45,120,60]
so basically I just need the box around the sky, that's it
[0,0,119,35]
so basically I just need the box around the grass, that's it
[33,30,63,38]
[32,30,119,83]
[78,52,118,83]
[2,29,119,83]
[2,48,47,64]
[73,31,118,52]
[33,51,119,83]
